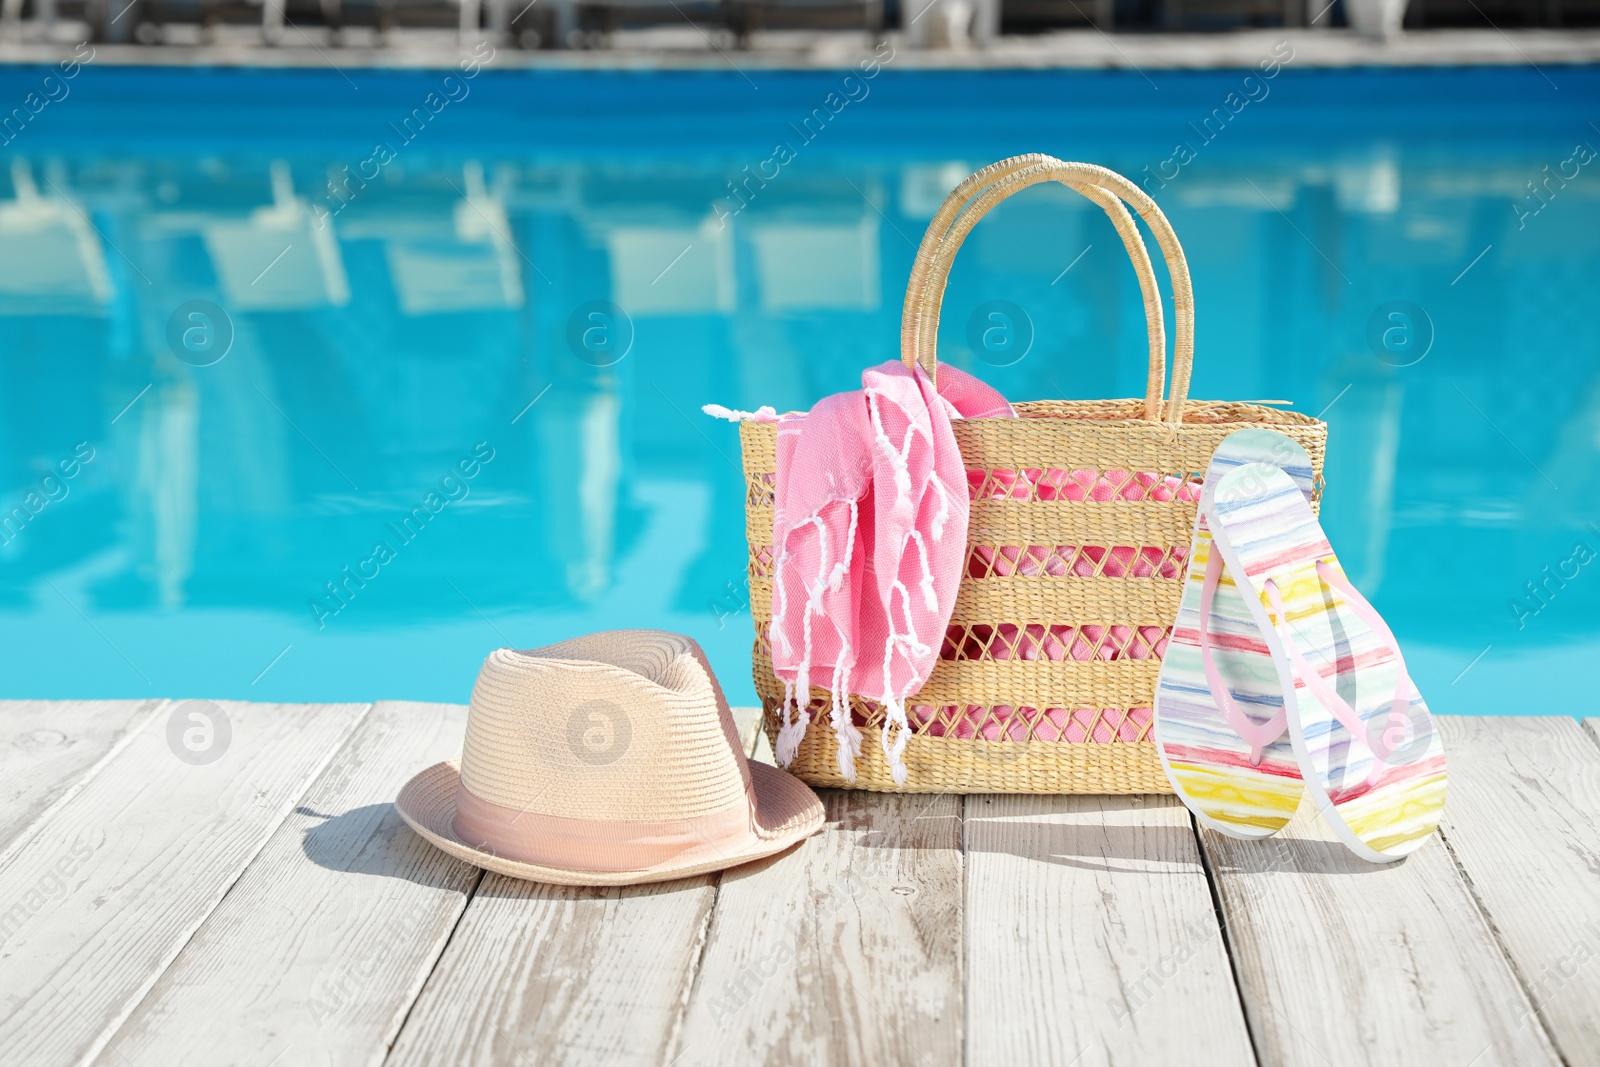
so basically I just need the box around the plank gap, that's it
[1197,797,1560,1066]
[958,794,968,1067]
[1434,716,1600,1065]
[663,872,723,1067]
[1434,823,1569,1067]
[965,793,1252,1067]
[1188,810,1267,1067]
[83,701,384,1067]
[382,866,488,1063]
[677,790,963,1066]
[0,699,376,1065]
[387,872,718,1065]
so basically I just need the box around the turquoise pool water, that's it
[1,60,1596,714]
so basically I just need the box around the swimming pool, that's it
[0,59,1596,713]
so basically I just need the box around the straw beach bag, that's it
[739,155,1326,794]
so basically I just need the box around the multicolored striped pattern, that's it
[1207,462,1447,861]
[1154,430,1314,839]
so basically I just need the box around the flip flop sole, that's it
[1154,429,1313,839]
[1204,462,1446,863]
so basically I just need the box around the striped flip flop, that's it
[1153,429,1316,840]
[1202,452,1447,862]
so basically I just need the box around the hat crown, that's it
[458,631,750,823]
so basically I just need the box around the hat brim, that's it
[393,758,825,887]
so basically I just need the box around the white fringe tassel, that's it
[701,403,777,422]
[830,656,863,781]
[775,681,805,767]
[827,500,863,781]
[880,694,911,787]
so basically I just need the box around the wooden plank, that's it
[1200,798,1562,1067]
[0,699,164,853]
[97,701,481,1067]
[965,794,1254,1067]
[0,699,371,1066]
[732,705,763,758]
[1435,716,1600,1065]
[673,791,963,1067]
[387,873,717,1066]
[730,705,775,767]
[750,724,775,767]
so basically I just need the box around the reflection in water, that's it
[0,68,1597,711]
[0,160,112,312]
[540,382,622,603]
[205,161,351,311]
[138,377,199,610]
[1325,372,1402,595]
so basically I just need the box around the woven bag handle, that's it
[900,155,1168,419]
[901,157,1195,424]
[900,155,1058,342]
[903,163,1169,420]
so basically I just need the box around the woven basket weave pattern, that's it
[740,406,1325,794]
[739,156,1326,794]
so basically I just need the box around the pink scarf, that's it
[710,362,1013,784]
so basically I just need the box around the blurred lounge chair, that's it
[0,0,65,39]
[1163,0,1302,29]
[1404,0,1556,25]
[203,161,350,310]
[329,0,463,37]
[567,0,727,46]
[0,162,113,316]
[1543,0,1600,22]
[79,0,142,42]
[337,163,525,316]
[747,216,880,312]
[483,0,563,47]
[304,0,395,35]
[726,0,884,44]
[77,0,342,44]
[577,178,734,314]
[999,0,1111,32]
[903,0,998,46]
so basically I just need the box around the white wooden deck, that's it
[0,700,1596,1067]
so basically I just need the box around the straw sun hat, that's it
[395,630,825,886]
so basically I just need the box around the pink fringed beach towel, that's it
[725,362,1013,785]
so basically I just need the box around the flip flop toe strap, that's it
[1197,547,1286,766]
[1261,564,1416,787]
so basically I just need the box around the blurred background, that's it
[0,32,1595,713]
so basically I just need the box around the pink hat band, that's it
[451,779,761,873]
